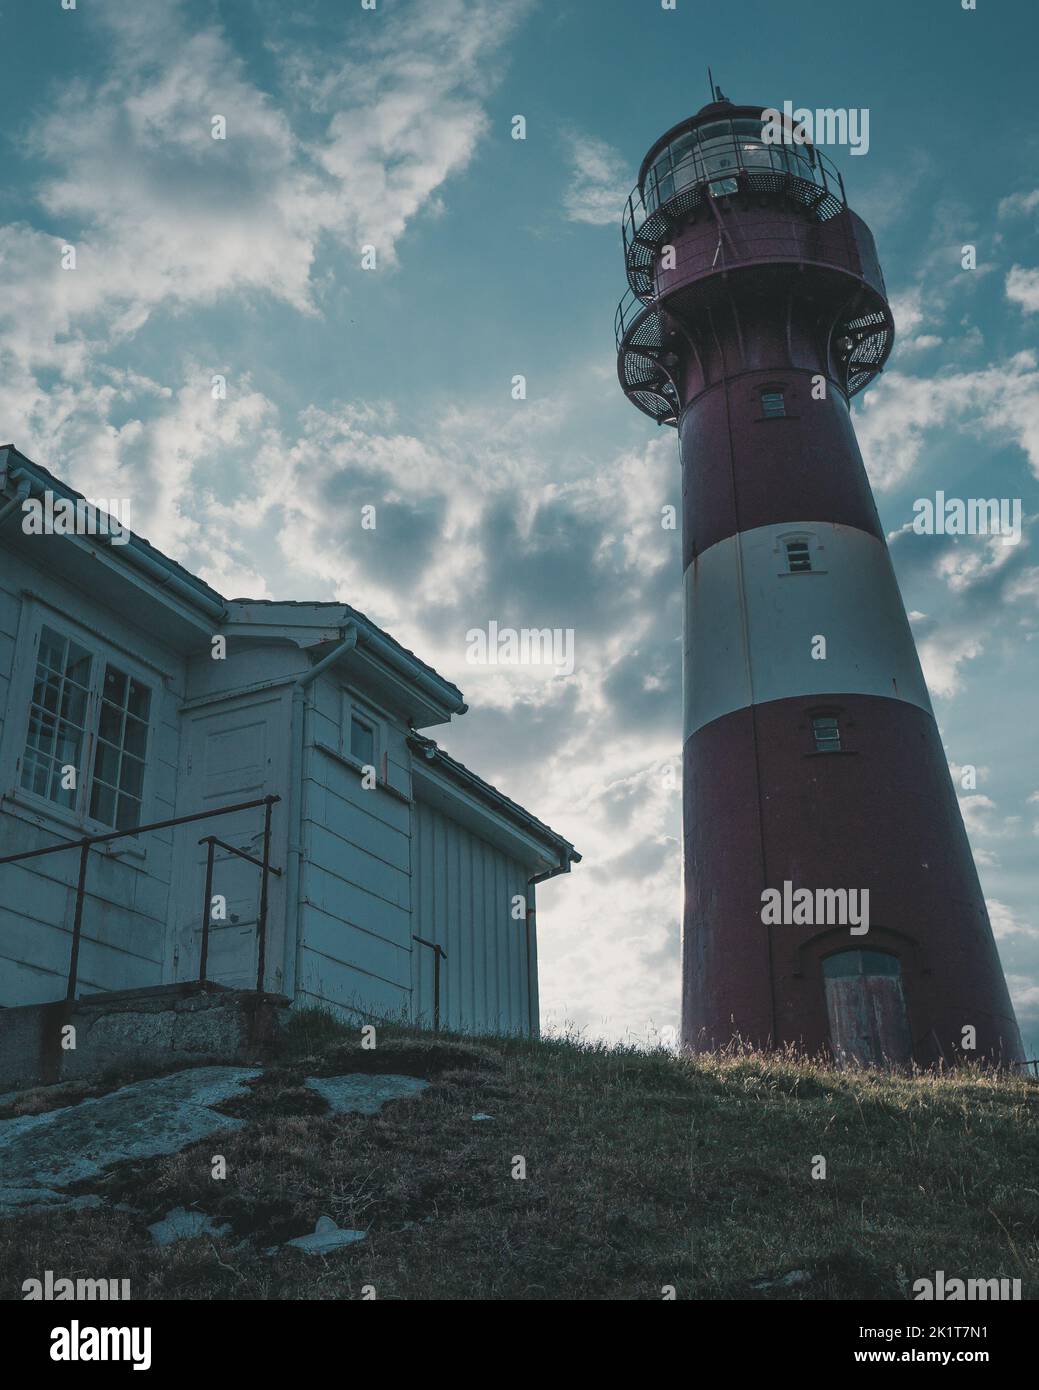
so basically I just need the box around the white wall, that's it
[0,553,186,1004]
[412,798,534,1035]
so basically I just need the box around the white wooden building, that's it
[0,446,579,1034]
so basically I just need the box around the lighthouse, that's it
[615,91,1024,1066]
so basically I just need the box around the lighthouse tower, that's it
[615,92,1023,1066]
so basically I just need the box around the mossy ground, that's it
[2,1012,1036,1300]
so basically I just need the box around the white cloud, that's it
[917,630,983,698]
[0,0,531,387]
[989,901,1039,941]
[936,532,1023,594]
[855,351,1039,490]
[998,189,1039,218]
[1006,265,1039,314]
[562,135,632,227]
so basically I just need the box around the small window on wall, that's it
[761,388,786,418]
[785,539,812,573]
[811,715,841,753]
[350,713,376,768]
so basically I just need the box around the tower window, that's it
[812,715,841,753]
[784,539,812,573]
[761,389,786,418]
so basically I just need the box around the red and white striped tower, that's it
[615,94,1023,1066]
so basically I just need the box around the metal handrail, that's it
[623,137,847,252]
[412,934,447,1032]
[0,793,282,999]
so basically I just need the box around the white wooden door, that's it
[171,694,289,990]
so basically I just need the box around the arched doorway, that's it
[823,950,912,1066]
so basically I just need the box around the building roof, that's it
[1,443,225,607]
[409,732,581,873]
[2,444,577,865]
[1,444,464,709]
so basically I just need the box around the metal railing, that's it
[412,934,447,1032]
[624,136,847,257]
[0,794,282,1000]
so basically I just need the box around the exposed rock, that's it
[0,1066,260,1215]
[276,1215,367,1255]
[304,1073,427,1115]
[148,1207,232,1247]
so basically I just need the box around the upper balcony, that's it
[624,113,848,300]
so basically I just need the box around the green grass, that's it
[2,1017,1037,1300]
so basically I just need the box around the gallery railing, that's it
[0,794,282,1000]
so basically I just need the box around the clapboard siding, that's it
[412,799,532,1035]
[295,671,414,1019]
[302,903,411,988]
[0,556,185,1006]
[297,954,410,1022]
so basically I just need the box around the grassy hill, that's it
[2,1013,1037,1300]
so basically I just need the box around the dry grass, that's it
[2,1015,1037,1300]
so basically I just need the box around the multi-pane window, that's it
[812,715,841,753]
[89,665,151,830]
[21,626,92,812]
[761,389,786,418]
[19,624,151,830]
[350,714,375,768]
[785,539,813,573]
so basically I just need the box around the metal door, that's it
[824,950,912,1066]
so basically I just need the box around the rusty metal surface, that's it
[825,972,912,1067]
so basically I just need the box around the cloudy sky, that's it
[3,0,1037,1053]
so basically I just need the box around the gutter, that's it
[409,734,581,870]
[100,533,227,623]
[524,857,577,1038]
[283,625,359,1000]
[353,621,466,715]
[1,465,227,625]
[0,469,32,527]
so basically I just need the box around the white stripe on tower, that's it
[683,521,933,739]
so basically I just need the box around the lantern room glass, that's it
[643,117,826,214]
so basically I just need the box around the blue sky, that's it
[2,0,1037,1052]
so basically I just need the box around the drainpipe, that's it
[0,470,31,527]
[283,625,358,1001]
[525,854,575,1038]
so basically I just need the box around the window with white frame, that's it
[341,693,380,776]
[19,623,152,830]
[776,530,824,576]
[350,712,376,767]
[784,538,813,573]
